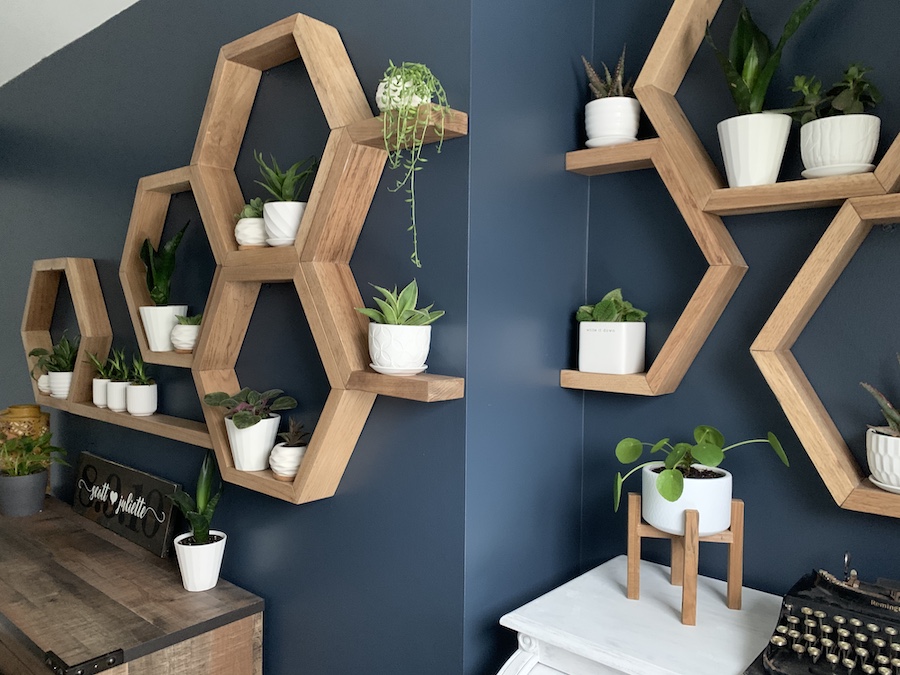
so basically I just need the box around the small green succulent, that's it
[355,279,444,326]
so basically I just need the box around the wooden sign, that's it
[73,452,180,558]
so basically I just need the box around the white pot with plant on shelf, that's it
[102,348,131,412]
[269,418,311,482]
[581,47,641,148]
[203,388,297,472]
[126,356,157,417]
[613,425,789,536]
[139,221,190,352]
[576,289,646,375]
[87,350,116,408]
[170,313,202,354]
[253,151,318,247]
[861,360,900,493]
[355,279,444,376]
[233,198,267,248]
[28,332,80,400]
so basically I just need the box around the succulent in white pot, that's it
[126,355,157,417]
[576,288,647,375]
[269,418,311,482]
[104,348,131,413]
[253,151,318,246]
[233,198,266,248]
[171,313,202,354]
[861,356,900,492]
[28,332,80,400]
[581,47,641,148]
[139,221,189,352]
[87,350,116,408]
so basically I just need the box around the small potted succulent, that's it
[105,348,131,413]
[170,313,203,354]
[126,355,157,417]
[233,197,266,248]
[253,151,318,246]
[581,47,640,147]
[355,279,444,375]
[576,289,647,375]
[87,350,115,408]
[203,388,297,471]
[861,355,900,493]
[613,424,788,536]
[139,221,189,352]
[168,449,224,592]
[28,331,81,399]
[269,417,311,482]
[0,431,66,517]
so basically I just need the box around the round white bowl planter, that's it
[140,305,188,352]
[368,324,431,375]
[170,324,200,354]
[375,77,430,111]
[717,112,791,187]
[107,381,130,413]
[37,374,51,394]
[225,415,281,471]
[269,443,308,482]
[641,462,733,537]
[174,530,226,592]
[234,217,267,247]
[92,378,110,408]
[866,427,900,492]
[578,322,645,375]
[584,97,642,147]
[263,202,306,244]
[48,371,73,399]
[800,114,880,178]
[126,384,158,416]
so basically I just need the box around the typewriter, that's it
[745,555,900,674]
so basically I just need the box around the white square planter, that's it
[578,322,645,375]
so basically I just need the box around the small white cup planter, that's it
[641,462,733,537]
[234,217,267,247]
[717,112,791,187]
[584,97,641,147]
[48,371,73,399]
[269,443,308,482]
[126,384,158,416]
[866,427,900,493]
[800,114,880,178]
[263,202,306,245]
[368,324,431,375]
[225,415,281,471]
[139,305,188,352]
[92,378,110,408]
[174,530,227,592]
[578,322,645,375]
[170,324,200,354]
[37,374,51,394]
[107,381,130,413]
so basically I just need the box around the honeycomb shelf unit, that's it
[564,0,900,518]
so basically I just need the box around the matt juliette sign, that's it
[73,452,180,557]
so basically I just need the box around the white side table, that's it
[498,555,781,675]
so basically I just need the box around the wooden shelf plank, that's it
[222,245,300,270]
[842,479,900,519]
[142,351,193,368]
[565,139,658,176]
[346,106,468,149]
[347,370,464,402]
[220,466,297,501]
[559,370,655,396]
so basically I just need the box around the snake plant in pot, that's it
[581,47,640,148]
[576,289,647,375]
[139,221,189,352]
[0,431,66,517]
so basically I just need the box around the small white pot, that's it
[641,462,733,537]
[48,371,73,399]
[578,322,645,375]
[263,202,306,242]
[174,530,226,592]
[139,305,188,352]
[584,97,642,147]
[225,415,281,471]
[107,381,130,412]
[269,442,308,482]
[866,427,900,490]
[92,378,110,408]
[375,77,431,111]
[37,374,51,394]
[170,324,200,353]
[368,324,431,370]
[800,114,880,175]
[717,112,791,187]
[234,217,267,247]
[126,383,158,416]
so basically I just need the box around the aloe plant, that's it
[253,151,318,202]
[203,388,297,429]
[176,313,203,325]
[106,348,130,382]
[167,449,222,545]
[141,221,189,306]
[29,331,81,374]
[87,351,115,379]
[234,197,264,220]
[581,47,633,99]
[130,355,155,386]
[861,355,900,437]
[355,279,444,326]
[576,288,646,323]
[277,418,311,447]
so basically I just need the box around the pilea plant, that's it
[253,151,318,202]
[234,197,264,220]
[355,279,444,326]
[576,288,647,323]
[784,63,881,125]
[861,355,900,438]
[167,449,222,545]
[141,221,189,306]
[203,388,297,429]
[581,47,633,99]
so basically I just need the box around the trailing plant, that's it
[87,351,115,380]
[576,289,647,323]
[106,348,130,382]
[29,332,81,375]
[783,64,882,125]
[355,279,444,326]
[234,197,264,221]
[581,47,633,99]
[176,313,203,325]
[253,151,318,202]
[141,221,189,306]
[705,0,821,115]
[378,61,451,268]
[167,449,222,545]
[613,424,788,511]
[861,354,900,438]
[0,431,67,477]
[203,388,297,430]
[130,355,155,386]
[277,418,311,447]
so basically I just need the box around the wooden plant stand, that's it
[625,492,744,626]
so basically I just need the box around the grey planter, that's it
[0,470,47,517]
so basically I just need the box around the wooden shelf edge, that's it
[346,370,464,402]
[559,370,656,396]
[566,138,659,176]
[841,478,900,518]
[346,106,468,149]
[143,351,194,368]
[220,466,299,502]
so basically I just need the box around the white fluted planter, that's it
[37,374,51,394]
[717,113,791,187]
[800,114,880,177]
[269,443,308,482]
[641,462,733,536]
[170,324,200,353]
[140,305,188,352]
[174,530,226,592]
[92,378,110,408]
[48,371,73,399]
[578,322,645,374]
[263,202,306,244]
[584,97,641,147]
[107,381,129,413]
[866,427,900,492]
[225,415,281,471]
[368,324,431,375]
[234,217,267,247]
[126,384,157,416]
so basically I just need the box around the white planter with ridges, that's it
[174,530,226,592]
[234,217,267,247]
[584,97,641,147]
[641,462,733,536]
[866,427,900,490]
[269,443,308,482]
[800,114,880,175]
[225,415,281,471]
[48,371,73,399]
[37,374,51,394]
[368,324,431,370]
[126,384,157,416]
[140,305,188,352]
[107,381,129,412]
[263,202,306,242]
[92,378,110,408]
[578,322,645,375]
[170,324,200,353]
[717,112,791,187]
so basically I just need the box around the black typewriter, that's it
[745,555,900,674]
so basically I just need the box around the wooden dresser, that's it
[0,498,263,674]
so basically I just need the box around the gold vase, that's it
[0,404,50,440]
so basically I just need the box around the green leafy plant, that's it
[581,47,633,99]
[234,197,264,221]
[29,332,81,376]
[87,351,115,379]
[203,388,297,430]
[612,425,788,511]
[176,313,203,325]
[167,449,222,545]
[277,418,311,447]
[378,61,451,268]
[253,151,318,202]
[355,279,444,326]
[0,431,67,477]
[784,64,882,125]
[130,355,155,386]
[576,289,647,323]
[705,0,820,115]
[141,221,189,306]
[861,354,900,438]
[106,348,130,382]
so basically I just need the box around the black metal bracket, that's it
[44,649,124,675]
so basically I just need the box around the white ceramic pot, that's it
[234,217,267,247]
[375,77,431,111]
[368,324,431,371]
[269,442,308,482]
[92,378,110,408]
[126,383,158,416]
[866,427,900,490]
[37,374,51,394]
[641,462,733,536]
[48,371,73,399]
[584,97,642,147]
[800,114,880,176]
[107,381,130,413]
[225,415,281,471]
[170,324,200,353]
[263,202,306,242]
[578,322,645,375]
[174,530,226,592]
[139,305,188,352]
[717,112,791,187]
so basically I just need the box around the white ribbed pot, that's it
[139,305,188,352]
[126,384,157,416]
[170,324,200,354]
[269,443,308,482]
[368,324,431,370]
[717,112,791,187]
[174,530,226,592]
[641,462,733,536]
[48,371,73,399]
[584,97,641,147]
[263,202,306,242]
[234,217,267,247]
[866,427,900,490]
[37,374,51,394]
[107,381,129,413]
[225,415,281,471]
[800,114,880,174]
[92,378,110,408]
[578,322,645,375]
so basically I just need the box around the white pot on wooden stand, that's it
[107,381,130,413]
[578,322,645,374]
[263,202,306,245]
[800,114,880,178]
[174,530,226,592]
[48,371,73,399]
[225,415,281,471]
[126,384,158,416]
[92,378,110,408]
[584,97,642,147]
[717,112,791,187]
[140,305,188,352]
[866,427,900,492]
[368,324,431,375]
[641,462,733,536]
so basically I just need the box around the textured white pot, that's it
[717,112,791,187]
[48,371,73,399]
[800,114,880,173]
[234,217,267,247]
[269,442,308,481]
[263,202,306,241]
[139,305,188,352]
[368,324,431,370]
[92,378,110,408]
[170,324,200,353]
[37,374,51,394]
[375,77,431,111]
[126,383,157,416]
[641,462,733,536]
[226,415,281,471]
[578,322,645,375]
[866,427,900,489]
[584,97,641,146]
[174,530,226,592]
[107,381,129,413]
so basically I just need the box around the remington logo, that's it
[870,600,900,613]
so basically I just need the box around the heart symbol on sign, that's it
[109,491,118,504]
